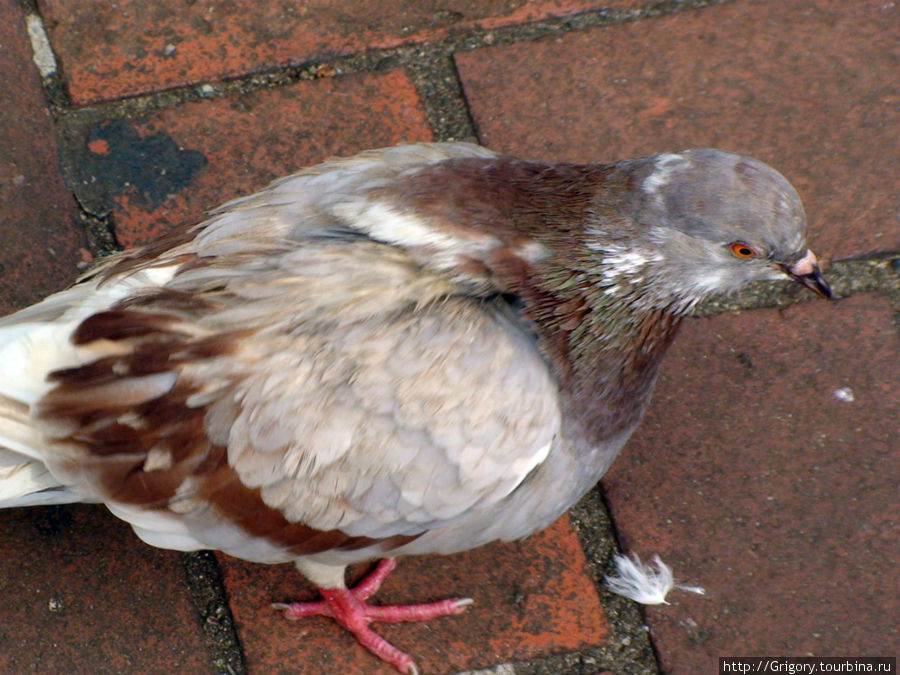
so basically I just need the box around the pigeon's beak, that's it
[780,249,833,299]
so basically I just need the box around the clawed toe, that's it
[272,559,472,672]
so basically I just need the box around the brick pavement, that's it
[0,1,896,673]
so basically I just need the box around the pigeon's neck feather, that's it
[379,155,681,441]
[520,268,683,440]
[372,156,613,242]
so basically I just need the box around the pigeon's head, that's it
[596,148,831,312]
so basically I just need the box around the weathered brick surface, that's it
[0,2,85,314]
[604,294,898,670]
[0,505,210,672]
[70,70,433,247]
[38,0,643,105]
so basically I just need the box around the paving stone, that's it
[68,69,432,247]
[602,293,898,670]
[218,516,608,674]
[455,0,900,259]
[36,0,642,105]
[0,3,85,314]
[0,504,211,673]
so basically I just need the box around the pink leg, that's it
[273,558,472,674]
[353,558,397,599]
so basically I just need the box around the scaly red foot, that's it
[272,559,473,674]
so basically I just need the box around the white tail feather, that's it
[0,263,185,509]
[0,399,83,506]
[0,449,87,507]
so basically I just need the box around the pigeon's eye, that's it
[729,242,758,259]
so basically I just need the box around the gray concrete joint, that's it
[181,550,247,675]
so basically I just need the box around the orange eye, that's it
[730,242,758,258]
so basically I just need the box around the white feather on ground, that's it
[604,553,705,605]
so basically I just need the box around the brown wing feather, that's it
[37,300,415,556]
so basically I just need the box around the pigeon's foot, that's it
[273,558,473,674]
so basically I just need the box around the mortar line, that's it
[407,51,479,144]
[181,551,247,675]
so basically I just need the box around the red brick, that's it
[603,293,898,670]
[218,516,608,674]
[0,4,85,314]
[74,70,433,247]
[36,0,641,105]
[0,505,210,672]
[456,0,900,259]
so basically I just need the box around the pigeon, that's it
[0,142,830,673]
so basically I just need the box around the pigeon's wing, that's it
[222,291,561,540]
[95,141,502,277]
[8,142,562,560]
[31,241,560,560]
